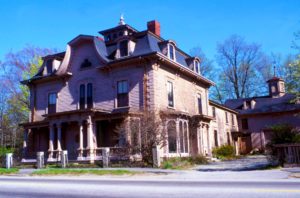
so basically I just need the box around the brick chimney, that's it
[147,20,160,37]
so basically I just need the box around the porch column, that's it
[77,121,84,160]
[57,123,62,160]
[86,116,95,163]
[48,125,54,161]
[22,129,28,161]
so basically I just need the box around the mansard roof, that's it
[23,21,214,86]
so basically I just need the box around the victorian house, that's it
[21,18,238,163]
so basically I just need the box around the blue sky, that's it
[0,0,299,61]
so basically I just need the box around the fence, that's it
[274,143,300,166]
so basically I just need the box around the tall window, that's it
[214,130,219,147]
[242,118,249,130]
[168,44,175,61]
[197,94,202,114]
[87,83,93,108]
[167,121,177,153]
[194,60,200,75]
[167,81,174,107]
[79,84,85,109]
[119,40,128,57]
[231,114,235,125]
[225,112,229,124]
[48,93,57,114]
[179,122,184,153]
[227,132,231,145]
[184,122,188,153]
[117,80,129,107]
[212,107,216,118]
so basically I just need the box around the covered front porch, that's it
[22,110,132,163]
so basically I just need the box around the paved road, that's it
[0,176,300,198]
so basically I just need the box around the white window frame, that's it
[168,44,176,61]
[194,60,201,75]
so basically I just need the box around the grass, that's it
[31,168,139,176]
[0,168,19,175]
[162,155,208,170]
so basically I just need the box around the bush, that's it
[212,145,235,160]
[0,147,14,157]
[0,147,15,168]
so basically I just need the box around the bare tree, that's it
[115,111,167,165]
[216,35,264,99]
[190,47,214,79]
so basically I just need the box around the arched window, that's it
[167,121,177,153]
[79,84,85,109]
[119,40,128,57]
[184,122,188,153]
[87,83,93,108]
[179,121,184,153]
[194,60,200,75]
[46,59,52,74]
[168,44,175,61]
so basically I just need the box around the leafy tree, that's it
[0,46,54,150]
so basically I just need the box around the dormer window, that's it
[168,44,175,61]
[120,40,129,57]
[194,60,200,75]
[81,59,92,68]
[46,59,53,74]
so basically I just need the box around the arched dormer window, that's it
[168,44,175,61]
[119,40,128,57]
[46,59,53,74]
[194,60,200,75]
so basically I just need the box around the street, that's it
[0,176,300,198]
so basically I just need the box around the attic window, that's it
[194,60,200,75]
[120,40,129,57]
[168,44,175,61]
[81,59,92,68]
[46,59,53,74]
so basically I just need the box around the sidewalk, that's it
[194,155,273,171]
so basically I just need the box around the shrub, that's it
[212,145,235,160]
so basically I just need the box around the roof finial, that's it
[119,14,125,25]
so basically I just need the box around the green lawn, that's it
[31,169,139,176]
[0,168,19,175]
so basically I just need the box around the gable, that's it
[67,40,103,73]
